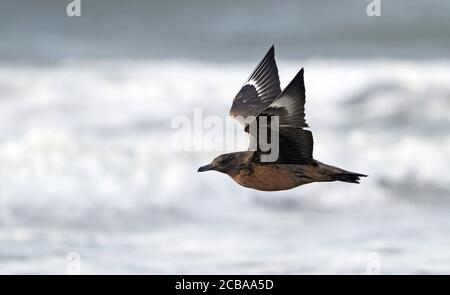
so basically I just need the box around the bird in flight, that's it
[198,46,367,191]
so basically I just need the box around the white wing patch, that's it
[247,79,262,92]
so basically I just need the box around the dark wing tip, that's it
[229,45,282,122]
[259,67,308,128]
[281,68,305,95]
[294,67,304,81]
[260,45,275,68]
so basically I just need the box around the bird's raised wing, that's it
[249,68,314,164]
[260,68,308,128]
[229,46,281,124]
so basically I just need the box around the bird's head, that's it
[197,153,239,175]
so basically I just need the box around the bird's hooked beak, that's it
[197,163,214,172]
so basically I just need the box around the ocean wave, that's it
[0,59,449,226]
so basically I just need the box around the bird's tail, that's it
[332,172,368,184]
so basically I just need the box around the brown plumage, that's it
[198,46,367,191]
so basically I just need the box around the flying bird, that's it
[198,46,367,191]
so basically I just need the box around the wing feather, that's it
[229,46,281,123]
[248,68,314,164]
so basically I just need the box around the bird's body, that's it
[198,46,367,191]
[205,151,366,191]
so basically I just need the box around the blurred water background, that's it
[0,0,449,274]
